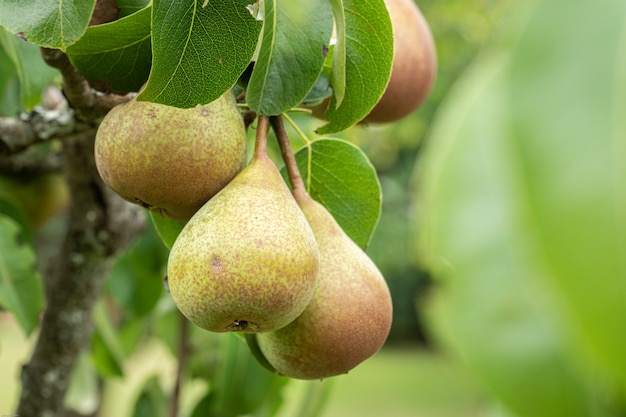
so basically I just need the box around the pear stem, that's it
[254,115,270,159]
[270,115,309,202]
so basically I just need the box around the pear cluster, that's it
[95,94,392,379]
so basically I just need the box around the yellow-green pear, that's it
[257,188,393,379]
[95,91,247,222]
[167,118,320,333]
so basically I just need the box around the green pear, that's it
[95,91,247,222]
[256,190,393,379]
[167,121,320,333]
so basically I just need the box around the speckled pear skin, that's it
[94,91,247,222]
[257,193,393,379]
[167,152,320,333]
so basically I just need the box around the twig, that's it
[0,106,89,156]
[269,115,308,201]
[39,48,133,122]
[255,116,270,158]
[169,314,190,417]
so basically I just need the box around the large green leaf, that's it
[281,138,381,249]
[66,6,152,93]
[246,0,333,115]
[0,214,44,335]
[0,0,95,49]
[506,0,626,383]
[418,52,593,417]
[137,0,262,108]
[417,0,626,413]
[0,26,59,110]
[316,0,393,134]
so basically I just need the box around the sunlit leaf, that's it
[246,0,333,115]
[0,0,96,49]
[137,0,262,108]
[282,138,381,249]
[317,0,393,134]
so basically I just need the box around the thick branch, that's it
[39,48,132,122]
[16,132,145,416]
[0,106,89,156]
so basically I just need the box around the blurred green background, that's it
[4,0,625,416]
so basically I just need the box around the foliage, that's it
[416,1,626,416]
[0,0,396,415]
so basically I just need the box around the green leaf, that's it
[0,214,44,335]
[207,333,289,417]
[91,301,125,377]
[316,0,393,134]
[66,6,152,93]
[282,138,381,249]
[328,0,346,105]
[506,0,626,385]
[0,0,96,49]
[137,0,262,108]
[64,353,100,415]
[117,0,151,18]
[0,26,59,110]
[150,211,185,250]
[246,0,333,115]
[417,51,595,417]
[132,376,167,417]
[0,191,34,246]
[416,0,626,411]
[106,219,167,317]
[244,333,279,374]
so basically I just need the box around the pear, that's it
[166,118,320,333]
[95,91,247,222]
[308,0,436,124]
[363,0,437,123]
[256,188,393,379]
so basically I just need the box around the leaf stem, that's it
[282,113,312,146]
[270,115,308,202]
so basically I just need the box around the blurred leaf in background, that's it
[415,0,626,416]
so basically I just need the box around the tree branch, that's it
[0,106,88,156]
[39,48,133,123]
[16,130,145,417]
